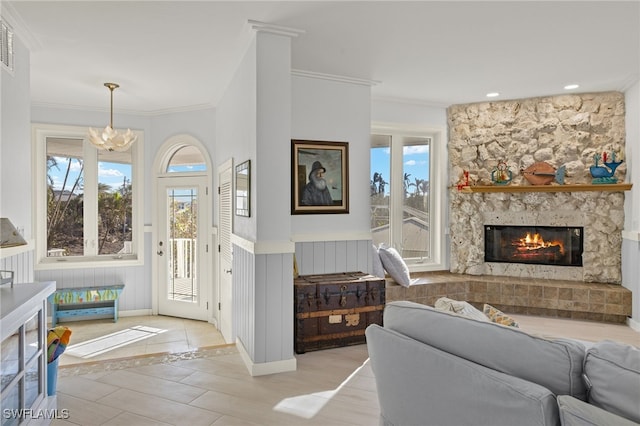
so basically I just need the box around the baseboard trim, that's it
[236,338,297,376]
[119,309,153,317]
[627,317,640,332]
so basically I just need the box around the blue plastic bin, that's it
[47,358,59,396]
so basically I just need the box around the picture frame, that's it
[235,160,250,217]
[291,140,349,215]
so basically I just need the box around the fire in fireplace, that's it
[484,225,583,267]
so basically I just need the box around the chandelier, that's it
[88,82,137,152]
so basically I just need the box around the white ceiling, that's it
[3,1,639,115]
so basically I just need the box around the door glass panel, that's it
[370,135,391,248]
[46,137,84,257]
[24,313,39,364]
[98,148,133,255]
[167,188,198,302]
[24,356,41,409]
[1,328,19,392]
[401,138,430,261]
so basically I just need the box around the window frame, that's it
[371,122,447,272]
[32,123,144,269]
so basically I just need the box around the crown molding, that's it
[372,95,450,109]
[0,2,43,51]
[290,232,372,243]
[248,20,305,38]
[292,69,379,87]
[31,101,216,117]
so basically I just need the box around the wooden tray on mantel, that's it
[453,183,633,193]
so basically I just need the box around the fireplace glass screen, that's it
[484,225,583,267]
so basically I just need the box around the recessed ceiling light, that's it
[486,92,500,98]
[564,84,579,90]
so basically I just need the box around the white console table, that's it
[1,281,56,425]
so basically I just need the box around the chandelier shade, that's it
[88,83,137,152]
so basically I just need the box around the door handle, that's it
[225,269,232,274]
[157,250,164,256]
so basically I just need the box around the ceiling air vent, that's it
[0,19,14,72]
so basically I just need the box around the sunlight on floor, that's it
[65,325,167,359]
[272,358,369,419]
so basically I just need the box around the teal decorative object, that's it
[590,151,623,184]
[491,160,513,185]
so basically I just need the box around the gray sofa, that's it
[366,301,640,426]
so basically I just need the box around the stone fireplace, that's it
[383,91,631,324]
[448,91,628,284]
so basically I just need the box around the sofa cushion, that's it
[367,324,560,426]
[557,395,639,426]
[378,244,410,287]
[434,297,488,322]
[384,301,588,400]
[583,340,640,423]
[483,303,520,327]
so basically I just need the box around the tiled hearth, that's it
[385,272,632,324]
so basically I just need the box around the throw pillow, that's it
[371,244,385,279]
[434,297,488,322]
[557,395,638,426]
[483,304,520,328]
[378,244,411,287]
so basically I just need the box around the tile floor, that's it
[56,316,228,366]
[51,314,639,426]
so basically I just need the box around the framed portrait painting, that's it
[291,140,349,215]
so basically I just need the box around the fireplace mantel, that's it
[454,183,632,194]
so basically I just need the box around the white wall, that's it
[1,33,31,238]
[371,98,447,127]
[291,75,372,238]
[255,33,292,243]
[623,80,639,233]
[623,80,640,327]
[219,31,298,371]
[216,39,257,241]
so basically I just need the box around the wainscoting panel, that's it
[255,252,294,363]
[34,232,152,312]
[0,249,34,284]
[233,243,294,364]
[34,265,148,310]
[233,243,255,359]
[295,239,373,276]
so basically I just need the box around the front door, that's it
[157,176,210,320]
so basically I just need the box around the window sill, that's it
[35,255,142,270]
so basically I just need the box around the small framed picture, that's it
[291,139,349,214]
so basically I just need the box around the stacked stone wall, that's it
[448,92,626,283]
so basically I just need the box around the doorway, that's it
[153,136,213,322]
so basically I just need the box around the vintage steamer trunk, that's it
[294,271,385,354]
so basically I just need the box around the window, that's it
[33,124,144,267]
[371,124,447,271]
[1,19,14,72]
[166,145,206,173]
